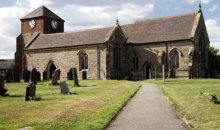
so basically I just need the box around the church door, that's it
[146,65,151,79]
[49,63,56,79]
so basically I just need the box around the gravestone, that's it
[24,71,31,82]
[59,81,70,94]
[67,68,73,80]
[43,71,47,80]
[52,69,59,85]
[31,68,38,84]
[6,70,13,83]
[58,69,61,80]
[25,82,36,101]
[0,75,8,96]
[13,66,20,82]
[23,69,27,79]
[37,71,41,81]
[72,68,79,87]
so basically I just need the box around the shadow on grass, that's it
[9,95,24,97]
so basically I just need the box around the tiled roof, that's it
[0,59,14,69]
[26,27,113,50]
[26,12,198,50]
[21,6,64,21]
[122,12,198,44]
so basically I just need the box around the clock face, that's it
[29,19,36,29]
[51,20,58,30]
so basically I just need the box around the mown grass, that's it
[0,80,140,130]
[147,79,220,130]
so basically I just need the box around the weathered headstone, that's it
[0,75,9,96]
[43,71,47,80]
[25,82,36,101]
[24,71,31,82]
[72,68,79,87]
[37,71,41,81]
[23,69,27,79]
[59,81,70,94]
[52,69,59,85]
[58,69,61,80]
[31,68,38,84]
[6,70,13,83]
[67,68,73,80]
[13,66,20,82]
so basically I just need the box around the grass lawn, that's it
[147,79,220,130]
[0,80,140,130]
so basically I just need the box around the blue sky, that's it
[0,0,220,59]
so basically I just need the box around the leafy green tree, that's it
[209,47,220,77]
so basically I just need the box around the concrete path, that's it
[106,83,187,130]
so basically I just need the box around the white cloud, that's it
[206,19,220,49]
[55,3,154,32]
[0,1,154,59]
[209,4,217,12]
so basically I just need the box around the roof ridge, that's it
[135,12,198,23]
[40,26,114,36]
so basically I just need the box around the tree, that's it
[209,47,220,77]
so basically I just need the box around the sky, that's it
[0,0,220,59]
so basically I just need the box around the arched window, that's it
[132,53,139,69]
[79,53,88,70]
[169,49,179,69]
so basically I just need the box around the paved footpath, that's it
[106,83,187,130]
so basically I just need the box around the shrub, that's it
[120,69,133,80]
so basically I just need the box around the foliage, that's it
[119,69,133,80]
[147,79,220,130]
[209,47,220,76]
[0,80,140,129]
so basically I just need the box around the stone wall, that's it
[26,45,106,80]
[126,41,194,79]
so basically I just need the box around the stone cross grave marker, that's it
[25,82,36,101]
[31,68,38,84]
[59,81,70,94]
[72,68,79,87]
[52,69,59,85]
[24,71,31,82]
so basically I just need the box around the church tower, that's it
[15,6,65,77]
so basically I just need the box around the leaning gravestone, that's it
[13,66,20,82]
[52,69,60,85]
[37,71,41,81]
[59,81,70,94]
[31,68,38,84]
[25,82,40,101]
[67,68,73,80]
[43,71,47,80]
[72,68,79,87]
[6,70,13,83]
[24,71,31,82]
[0,75,9,96]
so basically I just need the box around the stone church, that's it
[15,5,210,80]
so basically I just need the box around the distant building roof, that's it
[21,6,64,21]
[0,59,14,70]
[26,12,198,50]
